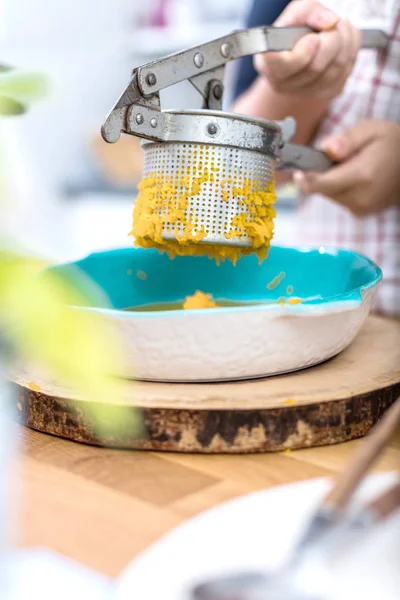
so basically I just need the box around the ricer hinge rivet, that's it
[193,52,204,68]
[207,123,218,136]
[135,113,144,125]
[220,42,232,58]
[150,118,158,128]
[146,73,157,86]
[212,83,223,100]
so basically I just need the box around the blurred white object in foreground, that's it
[8,550,112,600]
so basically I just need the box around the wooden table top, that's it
[18,427,400,578]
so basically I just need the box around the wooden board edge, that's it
[11,381,400,454]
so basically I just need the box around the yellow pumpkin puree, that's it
[183,291,217,310]
[130,147,277,265]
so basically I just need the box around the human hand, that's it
[294,120,400,216]
[254,0,361,100]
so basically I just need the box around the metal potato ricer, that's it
[102,27,388,257]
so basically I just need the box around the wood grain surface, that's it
[18,427,400,578]
[13,316,400,452]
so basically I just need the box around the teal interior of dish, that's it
[45,246,382,314]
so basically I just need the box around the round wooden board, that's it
[12,316,400,453]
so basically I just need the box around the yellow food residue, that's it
[267,271,286,290]
[183,290,217,310]
[283,448,292,455]
[137,270,147,280]
[28,381,41,392]
[287,297,303,305]
[286,285,294,295]
[283,398,296,406]
[130,146,277,265]
[278,297,303,308]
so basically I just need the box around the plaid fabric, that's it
[296,0,400,316]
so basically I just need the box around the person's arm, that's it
[294,120,400,215]
[233,0,292,100]
[233,0,361,146]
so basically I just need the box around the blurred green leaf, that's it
[0,251,143,440]
[0,95,26,116]
[0,70,48,105]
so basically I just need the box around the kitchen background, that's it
[1,0,297,263]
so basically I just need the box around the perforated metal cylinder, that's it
[141,141,275,247]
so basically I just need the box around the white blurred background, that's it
[1,0,295,263]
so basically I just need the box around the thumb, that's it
[321,120,381,161]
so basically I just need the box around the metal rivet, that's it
[146,72,157,86]
[150,118,157,128]
[212,83,223,100]
[135,113,144,125]
[207,123,218,136]
[193,52,204,68]
[220,43,232,58]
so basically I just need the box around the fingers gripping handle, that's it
[278,143,333,172]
